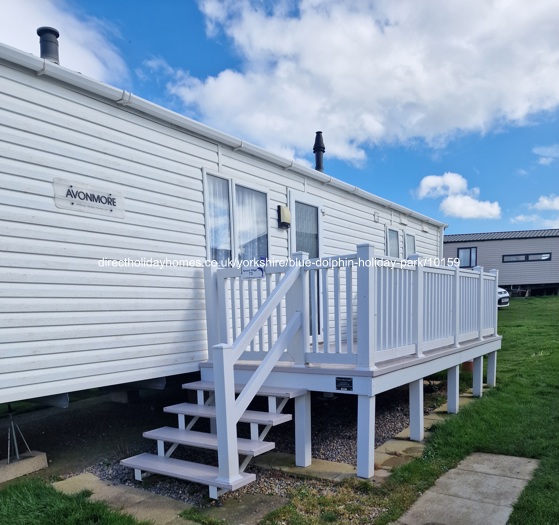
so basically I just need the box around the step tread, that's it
[164,403,292,426]
[143,427,275,456]
[182,380,307,399]
[121,453,255,490]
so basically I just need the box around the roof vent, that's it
[37,26,60,64]
[313,131,325,172]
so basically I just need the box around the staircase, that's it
[121,380,307,499]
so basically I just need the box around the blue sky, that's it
[3,0,559,234]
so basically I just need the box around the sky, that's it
[2,0,559,234]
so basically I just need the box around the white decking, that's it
[124,245,501,498]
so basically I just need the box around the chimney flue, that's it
[37,27,60,64]
[313,131,325,172]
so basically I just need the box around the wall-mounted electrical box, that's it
[277,205,291,229]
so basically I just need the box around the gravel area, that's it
[85,387,427,507]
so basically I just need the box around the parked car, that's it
[498,287,510,308]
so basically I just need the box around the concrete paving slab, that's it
[124,493,190,525]
[252,452,356,481]
[458,452,539,480]
[374,439,425,458]
[394,428,432,440]
[0,451,48,483]
[376,454,414,470]
[197,494,288,525]
[431,468,528,507]
[398,490,513,525]
[397,453,539,525]
[54,473,191,525]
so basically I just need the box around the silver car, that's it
[498,287,510,308]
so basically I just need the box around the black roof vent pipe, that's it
[313,131,325,172]
[37,27,60,64]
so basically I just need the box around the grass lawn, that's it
[260,295,559,525]
[2,296,557,525]
[0,477,151,525]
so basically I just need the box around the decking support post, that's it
[204,265,219,361]
[286,252,309,367]
[357,394,376,478]
[487,351,497,387]
[356,244,376,370]
[295,392,312,467]
[474,266,484,341]
[447,365,460,414]
[473,355,484,397]
[213,343,242,484]
[409,379,424,442]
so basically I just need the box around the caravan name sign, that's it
[54,178,125,218]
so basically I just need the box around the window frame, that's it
[203,169,271,264]
[502,252,552,263]
[386,227,400,258]
[288,190,324,259]
[404,233,416,258]
[457,246,477,268]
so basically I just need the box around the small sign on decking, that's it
[336,377,353,391]
[241,267,265,279]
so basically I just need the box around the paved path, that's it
[393,453,539,525]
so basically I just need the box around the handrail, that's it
[235,312,302,418]
[231,264,301,360]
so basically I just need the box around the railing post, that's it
[489,269,499,336]
[204,265,219,361]
[357,244,375,370]
[453,264,461,347]
[286,252,309,367]
[212,343,242,484]
[409,254,424,357]
[474,266,484,340]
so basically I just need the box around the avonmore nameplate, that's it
[54,178,125,218]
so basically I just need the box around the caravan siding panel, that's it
[1,54,444,404]
[0,64,215,403]
[443,237,559,286]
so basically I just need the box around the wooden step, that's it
[164,403,292,426]
[183,380,307,399]
[143,427,275,456]
[121,453,255,491]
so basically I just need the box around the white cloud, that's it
[532,195,559,211]
[416,172,468,199]
[440,194,501,219]
[513,194,559,227]
[533,144,559,166]
[511,214,559,228]
[416,172,500,219]
[0,0,128,85]
[160,0,559,162]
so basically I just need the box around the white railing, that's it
[203,245,499,486]
[205,245,499,370]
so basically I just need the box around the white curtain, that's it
[236,186,268,262]
[207,175,231,265]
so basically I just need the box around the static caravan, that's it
[1,30,501,497]
[0,33,443,405]
[444,229,559,295]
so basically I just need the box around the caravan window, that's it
[206,174,269,264]
[236,185,268,262]
[458,247,477,268]
[206,174,232,265]
[405,233,416,258]
[387,228,400,258]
